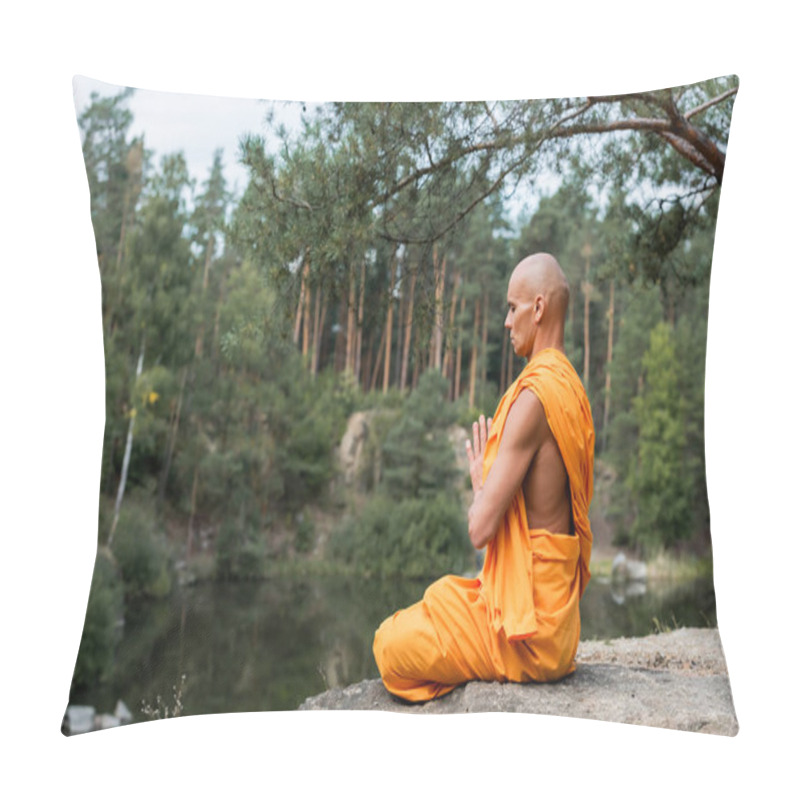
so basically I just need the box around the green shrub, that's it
[381,371,459,500]
[331,492,472,578]
[295,513,315,554]
[111,501,173,598]
[628,323,693,554]
[71,550,124,690]
[215,521,266,580]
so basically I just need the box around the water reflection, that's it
[70,571,716,721]
[580,576,717,640]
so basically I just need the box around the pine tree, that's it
[629,323,693,552]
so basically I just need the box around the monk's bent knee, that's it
[373,606,455,702]
[374,624,453,703]
[373,609,427,680]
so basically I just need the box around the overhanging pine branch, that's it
[549,117,673,137]
[376,151,531,245]
[685,86,738,120]
[657,131,717,178]
[549,114,726,184]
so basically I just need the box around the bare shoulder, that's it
[502,388,549,451]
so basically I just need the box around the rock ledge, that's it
[299,628,737,736]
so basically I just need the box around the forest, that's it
[72,79,736,688]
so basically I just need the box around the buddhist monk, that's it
[373,252,595,702]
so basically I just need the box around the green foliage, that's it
[295,513,315,554]
[215,521,266,580]
[330,492,471,578]
[111,499,173,598]
[607,284,663,434]
[124,153,196,369]
[124,365,174,474]
[71,550,124,690]
[381,371,458,500]
[628,323,693,553]
[674,290,711,534]
[261,363,349,512]
[172,253,348,558]
[78,87,142,268]
[604,284,662,539]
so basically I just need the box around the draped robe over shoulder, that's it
[373,348,594,702]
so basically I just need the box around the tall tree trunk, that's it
[394,270,404,387]
[454,293,466,401]
[430,246,447,372]
[382,251,397,394]
[411,303,421,389]
[294,256,310,346]
[442,270,460,386]
[310,281,321,374]
[109,336,145,546]
[333,299,346,372]
[602,280,615,452]
[400,267,417,391]
[311,283,327,377]
[302,259,312,361]
[354,259,366,382]
[428,250,436,370]
[371,323,386,392]
[469,297,479,409]
[362,328,374,391]
[345,264,357,376]
[480,286,489,389]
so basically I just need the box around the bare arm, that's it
[466,391,547,549]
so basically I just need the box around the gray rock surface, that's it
[62,705,96,735]
[299,627,737,736]
[62,698,136,735]
[114,699,133,724]
[336,410,376,488]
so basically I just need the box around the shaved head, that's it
[510,253,570,321]
[505,253,569,361]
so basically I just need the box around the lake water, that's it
[69,571,717,721]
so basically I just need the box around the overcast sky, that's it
[73,75,306,199]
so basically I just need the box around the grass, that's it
[588,557,615,578]
[646,550,713,581]
[590,550,712,581]
[140,673,187,721]
[651,614,681,634]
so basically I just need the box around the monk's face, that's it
[505,271,539,359]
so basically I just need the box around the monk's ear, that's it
[534,294,545,323]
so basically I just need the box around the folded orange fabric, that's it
[373,348,595,702]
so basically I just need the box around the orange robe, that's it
[373,348,594,702]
